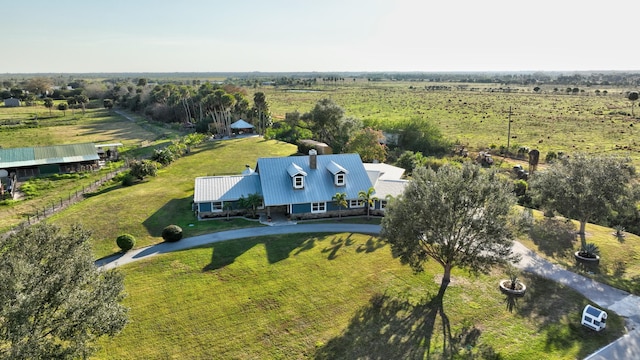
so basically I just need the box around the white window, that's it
[311,202,326,213]
[212,201,223,212]
[294,175,304,189]
[335,173,345,186]
[349,200,364,208]
[380,200,388,211]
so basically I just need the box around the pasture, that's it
[249,81,639,165]
[0,106,182,232]
[1,81,639,359]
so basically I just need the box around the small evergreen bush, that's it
[116,234,136,252]
[121,173,135,187]
[162,225,183,242]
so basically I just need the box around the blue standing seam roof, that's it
[257,153,373,207]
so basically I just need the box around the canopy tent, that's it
[230,119,254,130]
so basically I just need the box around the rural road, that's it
[96,223,640,359]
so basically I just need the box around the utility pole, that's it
[506,106,513,155]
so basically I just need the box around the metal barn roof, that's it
[0,143,99,169]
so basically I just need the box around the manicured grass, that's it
[47,137,298,258]
[519,211,640,295]
[93,233,624,360]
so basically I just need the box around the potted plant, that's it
[499,265,526,296]
[575,242,600,263]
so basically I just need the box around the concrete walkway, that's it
[511,241,640,359]
[97,223,640,359]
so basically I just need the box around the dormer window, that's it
[327,160,348,187]
[287,162,307,190]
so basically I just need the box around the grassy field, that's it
[248,82,640,165]
[93,232,624,360]
[1,82,639,359]
[0,106,182,232]
[47,136,298,258]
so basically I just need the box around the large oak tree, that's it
[381,163,518,294]
[529,153,636,248]
[0,224,128,359]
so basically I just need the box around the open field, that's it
[0,107,182,232]
[0,105,172,148]
[93,232,624,360]
[1,81,639,358]
[248,81,640,165]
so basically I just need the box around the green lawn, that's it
[518,211,640,295]
[93,232,624,360]
[48,136,298,258]
[0,107,175,232]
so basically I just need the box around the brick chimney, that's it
[309,149,317,169]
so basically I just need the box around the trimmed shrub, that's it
[116,234,136,252]
[162,225,183,242]
[121,173,135,187]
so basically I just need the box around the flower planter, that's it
[499,280,526,296]
[574,251,600,264]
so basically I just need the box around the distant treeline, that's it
[1,71,639,87]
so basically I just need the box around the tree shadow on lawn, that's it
[321,234,356,260]
[529,218,577,258]
[202,233,383,271]
[514,273,626,358]
[315,283,498,360]
[142,197,195,237]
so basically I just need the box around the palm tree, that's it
[67,97,77,116]
[43,97,54,116]
[178,86,193,124]
[358,187,378,220]
[253,92,268,135]
[223,202,233,221]
[239,193,263,219]
[75,94,89,115]
[219,93,236,137]
[332,192,348,220]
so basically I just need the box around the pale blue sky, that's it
[3,0,638,73]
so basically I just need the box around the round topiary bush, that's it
[162,225,183,242]
[116,234,136,252]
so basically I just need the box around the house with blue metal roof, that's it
[193,150,408,220]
